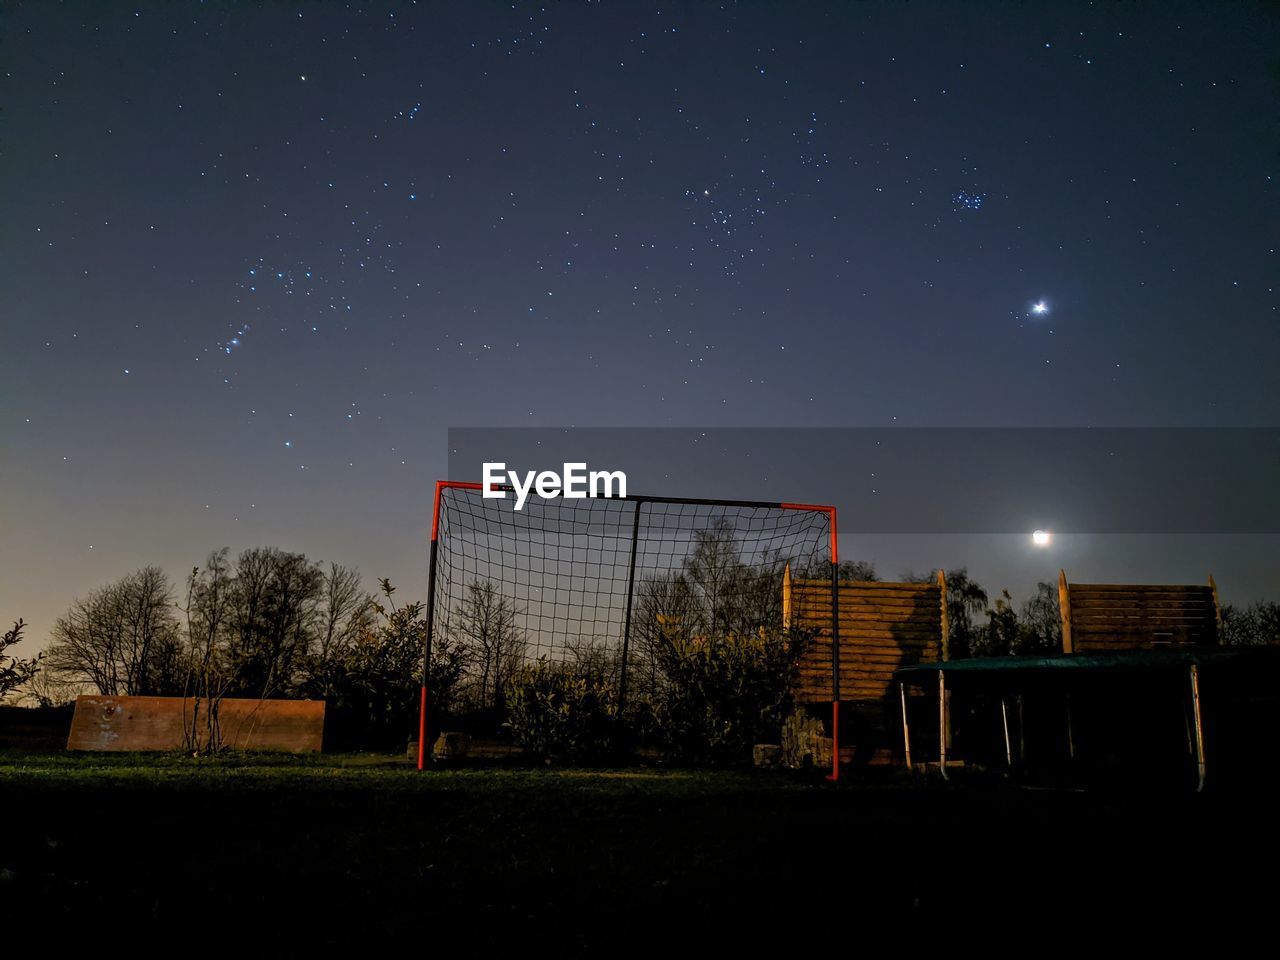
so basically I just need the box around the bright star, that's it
[1031,300,1049,316]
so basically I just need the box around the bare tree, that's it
[454,579,525,711]
[20,666,84,708]
[683,519,741,636]
[182,550,236,754]
[670,520,789,638]
[224,547,324,698]
[304,563,377,702]
[631,572,697,697]
[46,567,183,695]
[1019,581,1062,654]
[317,563,375,665]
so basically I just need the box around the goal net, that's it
[417,481,838,768]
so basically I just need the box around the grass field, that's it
[1,752,1272,953]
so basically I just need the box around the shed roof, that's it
[894,646,1280,684]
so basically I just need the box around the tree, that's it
[313,578,468,751]
[678,518,790,637]
[933,579,1060,659]
[681,518,741,636]
[977,590,1021,657]
[301,563,376,702]
[624,522,817,762]
[795,557,878,581]
[1018,581,1062,654]
[630,571,700,700]
[182,550,237,754]
[1222,601,1280,646]
[904,568,989,659]
[20,666,82,708]
[1,619,41,701]
[317,563,375,669]
[46,567,184,695]
[836,559,878,582]
[454,579,525,711]
[223,547,324,698]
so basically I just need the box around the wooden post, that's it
[900,682,913,771]
[829,554,840,782]
[1190,664,1206,793]
[938,669,949,780]
[781,563,793,629]
[937,569,950,661]
[1058,569,1072,655]
[1208,574,1222,644]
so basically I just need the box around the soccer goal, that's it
[417,481,840,774]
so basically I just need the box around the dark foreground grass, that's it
[2,752,1273,953]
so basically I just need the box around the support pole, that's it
[618,498,643,715]
[1190,663,1206,793]
[1066,693,1075,761]
[1001,698,1013,769]
[900,682,913,771]
[938,669,949,780]
[1018,695,1026,761]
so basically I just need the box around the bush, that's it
[309,584,469,752]
[1222,601,1280,647]
[505,659,618,762]
[648,626,810,766]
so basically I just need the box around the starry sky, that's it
[3,1,1279,651]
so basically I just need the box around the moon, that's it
[1032,529,1051,546]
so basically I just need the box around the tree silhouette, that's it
[1,619,41,701]
[47,567,183,696]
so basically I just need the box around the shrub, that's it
[505,659,618,762]
[648,626,810,766]
[1222,601,1280,647]
[308,580,469,752]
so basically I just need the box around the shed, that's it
[895,647,1280,790]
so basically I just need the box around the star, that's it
[1030,300,1049,316]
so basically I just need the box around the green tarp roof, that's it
[894,646,1280,683]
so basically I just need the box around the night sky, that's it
[3,1,1279,651]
